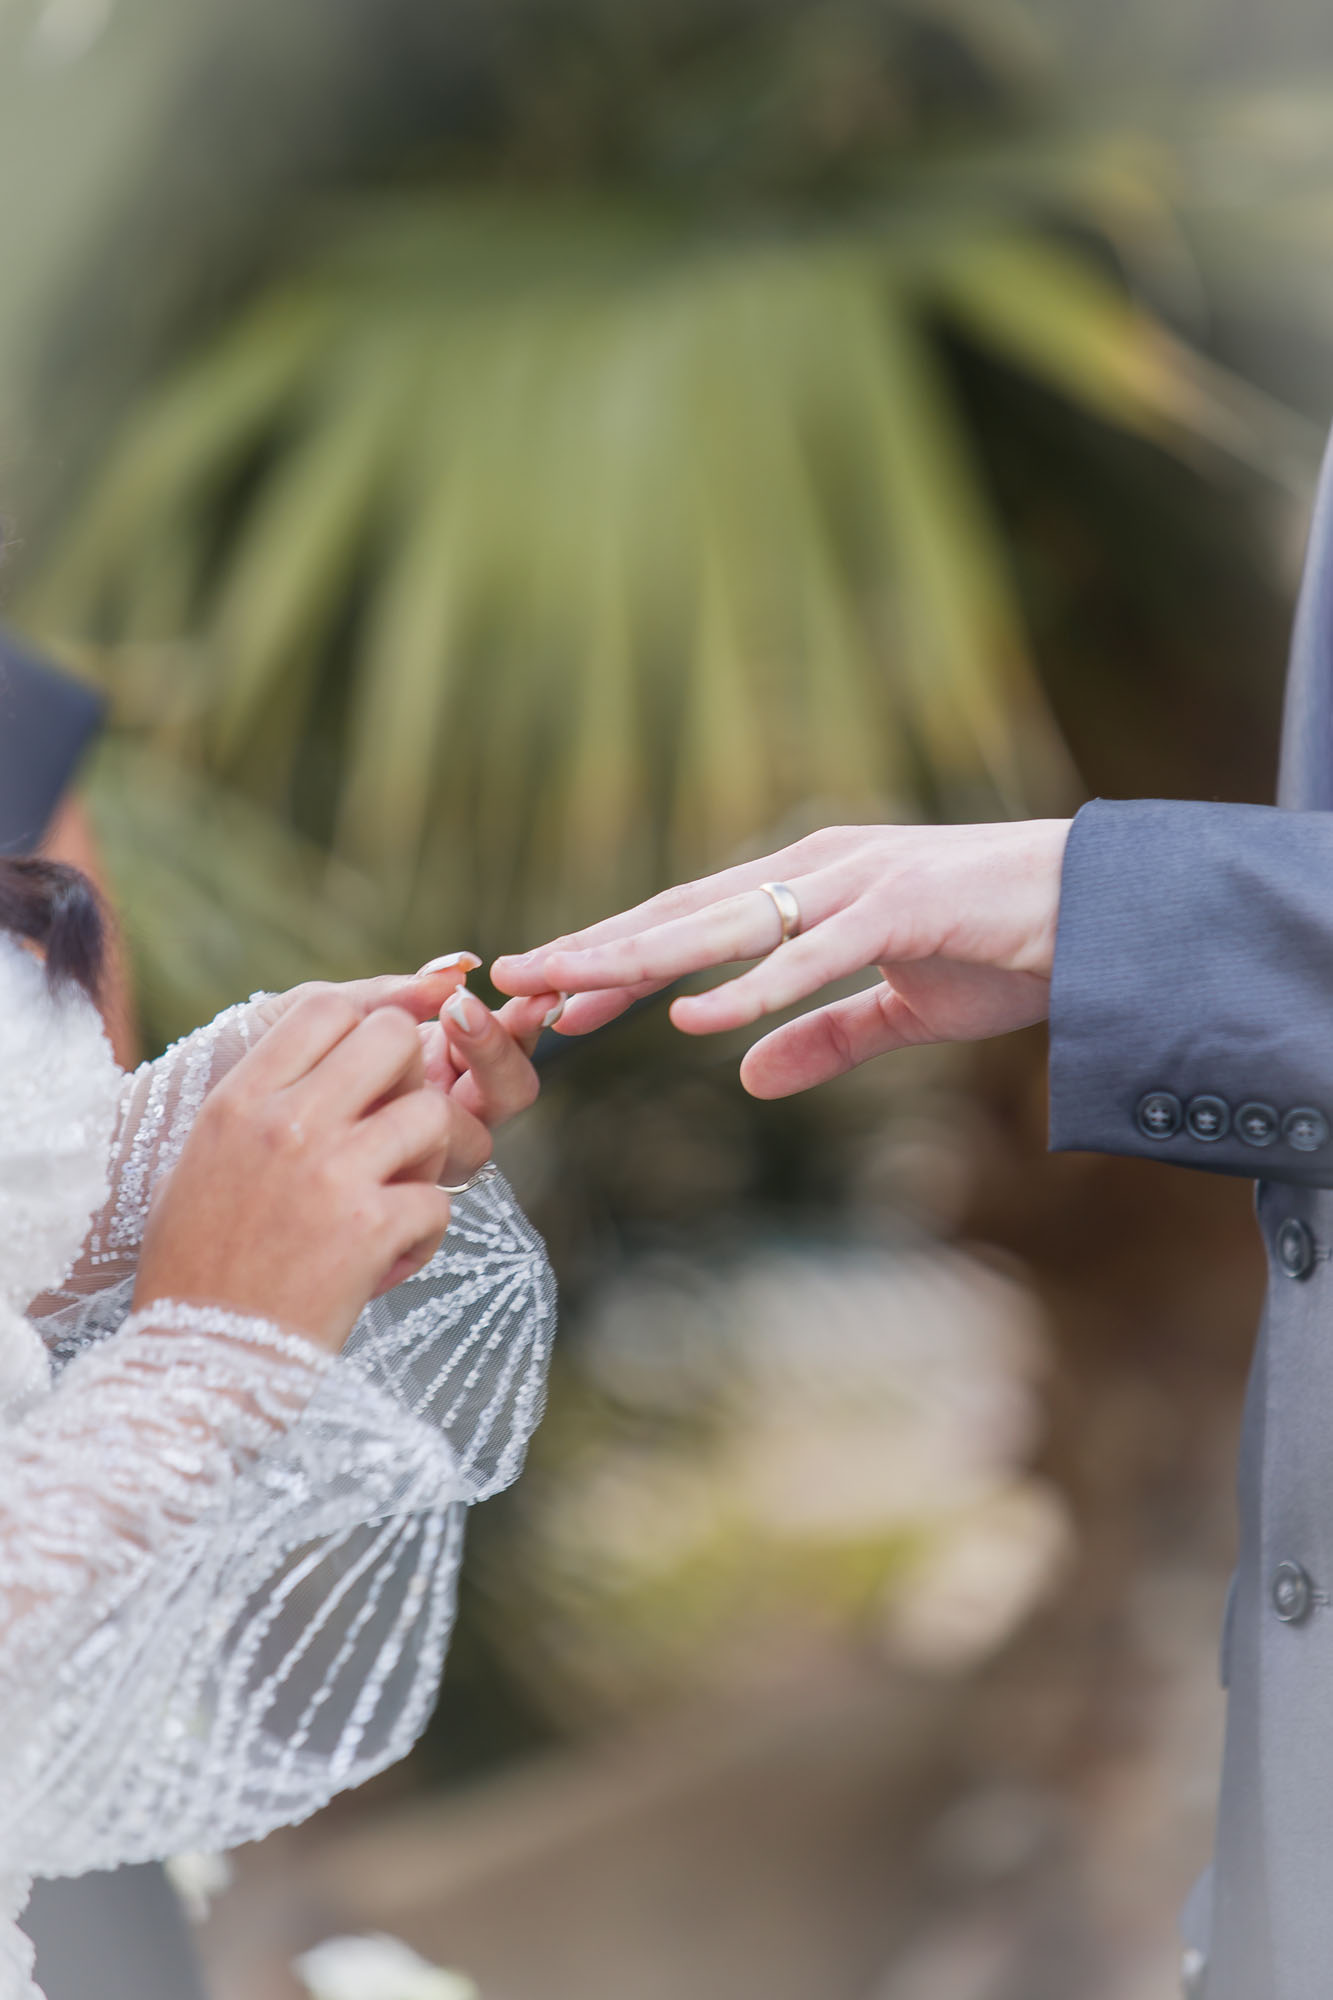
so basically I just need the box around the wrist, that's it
[1010,818,1072,980]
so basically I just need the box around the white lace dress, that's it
[0,937,555,2000]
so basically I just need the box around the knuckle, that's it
[797,825,841,862]
[824,1009,856,1073]
[300,988,358,1038]
[258,1099,304,1155]
[340,1185,382,1238]
[364,1004,419,1054]
[209,1083,265,1143]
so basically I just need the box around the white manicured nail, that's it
[444,988,486,1034]
[541,995,569,1030]
[417,951,481,975]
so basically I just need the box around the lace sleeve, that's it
[0,1301,469,1879]
[6,1173,556,1880]
[43,998,270,1315]
[342,1167,556,1502]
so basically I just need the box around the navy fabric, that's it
[0,631,105,854]
[1049,426,1333,2000]
[1051,797,1333,1187]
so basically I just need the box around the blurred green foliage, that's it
[7,0,1327,1032]
[4,0,1332,1790]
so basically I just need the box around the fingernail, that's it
[541,994,570,1030]
[444,988,487,1034]
[418,952,481,975]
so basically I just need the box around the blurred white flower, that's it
[724,1251,1044,1537]
[294,1934,478,2000]
[876,1480,1074,1674]
[164,1850,232,1924]
[506,1241,1073,1713]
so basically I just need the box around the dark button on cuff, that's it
[1272,1560,1314,1624]
[1277,1218,1316,1280]
[1284,1106,1330,1153]
[1136,1091,1182,1141]
[1237,1101,1279,1147]
[1185,1095,1229,1142]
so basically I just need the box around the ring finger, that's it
[533,869,844,995]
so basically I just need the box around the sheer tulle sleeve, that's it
[5,1164,554,1878]
[40,997,270,1317]
[5,984,556,1885]
[0,1300,467,1877]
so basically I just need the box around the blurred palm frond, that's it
[26,181,1308,957]
[82,736,391,1049]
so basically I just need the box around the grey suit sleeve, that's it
[1049,796,1333,1185]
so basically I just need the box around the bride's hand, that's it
[418,986,556,1153]
[134,992,459,1352]
[241,963,557,1184]
[491,820,1070,1099]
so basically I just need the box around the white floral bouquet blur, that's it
[485,1240,1073,1721]
[295,1933,478,2000]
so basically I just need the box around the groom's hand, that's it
[492,820,1071,1099]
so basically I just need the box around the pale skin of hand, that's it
[492,820,1072,1099]
[135,967,560,1352]
[248,963,559,1189]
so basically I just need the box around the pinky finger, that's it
[738,984,930,1099]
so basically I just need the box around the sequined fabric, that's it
[0,945,556,1997]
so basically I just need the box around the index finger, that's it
[228,988,362,1092]
[509,869,848,1000]
[247,961,480,1040]
[491,847,808,995]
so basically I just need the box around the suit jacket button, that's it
[1277,1218,1316,1280]
[1137,1091,1182,1141]
[1283,1106,1330,1153]
[1237,1102,1279,1147]
[1272,1560,1314,1624]
[1185,1095,1230,1142]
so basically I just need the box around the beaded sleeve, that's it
[2,997,556,1907]
[4,1177,553,1889]
[0,1301,473,1879]
[39,996,270,1316]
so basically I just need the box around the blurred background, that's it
[6,0,1333,1994]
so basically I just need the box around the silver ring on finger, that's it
[440,1160,499,1196]
[757,880,802,949]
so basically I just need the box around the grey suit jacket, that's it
[1049,430,1333,2000]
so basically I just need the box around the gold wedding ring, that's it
[440,1161,500,1196]
[758,880,802,948]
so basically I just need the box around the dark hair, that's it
[0,856,104,1000]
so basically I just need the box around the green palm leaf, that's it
[26,183,1310,964]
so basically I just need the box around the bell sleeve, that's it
[4,1161,554,1879]
[0,1301,467,1877]
[6,979,555,1879]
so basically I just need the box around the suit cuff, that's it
[1049,796,1333,1185]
